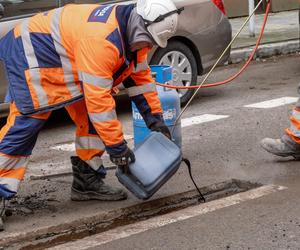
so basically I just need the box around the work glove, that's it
[109,146,135,174]
[149,121,171,140]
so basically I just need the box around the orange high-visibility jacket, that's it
[0,4,163,153]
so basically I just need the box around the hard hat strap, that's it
[144,7,184,27]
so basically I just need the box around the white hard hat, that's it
[136,0,183,48]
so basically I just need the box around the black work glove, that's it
[149,121,171,140]
[109,146,135,174]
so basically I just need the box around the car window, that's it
[0,0,59,20]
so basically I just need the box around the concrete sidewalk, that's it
[230,10,299,63]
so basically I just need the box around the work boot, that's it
[260,138,300,159]
[0,197,6,232]
[70,156,127,201]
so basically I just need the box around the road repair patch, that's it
[48,184,286,250]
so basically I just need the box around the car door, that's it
[0,0,60,116]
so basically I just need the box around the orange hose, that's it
[156,0,271,90]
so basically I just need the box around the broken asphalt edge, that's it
[0,179,259,249]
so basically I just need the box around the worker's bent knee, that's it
[0,115,47,156]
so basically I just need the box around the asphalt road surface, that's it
[2,54,300,249]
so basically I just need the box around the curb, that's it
[230,39,300,64]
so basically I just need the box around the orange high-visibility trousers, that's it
[0,100,105,199]
[283,84,300,149]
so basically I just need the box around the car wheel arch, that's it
[149,38,202,105]
[151,36,203,76]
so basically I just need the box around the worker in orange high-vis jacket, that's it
[0,0,183,231]
[261,83,300,159]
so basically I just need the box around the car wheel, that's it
[150,41,198,105]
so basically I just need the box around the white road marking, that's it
[50,135,134,152]
[51,115,228,152]
[51,143,74,152]
[49,185,287,250]
[181,114,229,128]
[244,97,298,109]
[124,134,134,140]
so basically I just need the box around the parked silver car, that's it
[0,0,231,116]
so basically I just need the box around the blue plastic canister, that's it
[116,131,182,200]
[132,65,182,147]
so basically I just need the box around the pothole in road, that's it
[6,179,261,250]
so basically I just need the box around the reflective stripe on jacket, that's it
[0,4,163,152]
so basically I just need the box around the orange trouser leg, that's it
[0,103,51,199]
[65,100,105,170]
[285,105,300,145]
[284,83,300,147]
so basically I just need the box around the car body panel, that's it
[0,0,231,117]
[187,16,232,72]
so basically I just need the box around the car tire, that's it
[150,41,198,105]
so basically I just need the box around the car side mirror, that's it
[0,4,4,19]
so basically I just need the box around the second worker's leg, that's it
[261,83,300,159]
